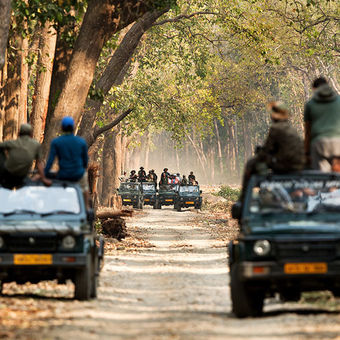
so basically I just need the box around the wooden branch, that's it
[93,108,134,139]
[153,11,218,26]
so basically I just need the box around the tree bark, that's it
[3,32,27,140]
[78,9,166,145]
[0,0,11,70]
[101,127,122,206]
[30,23,57,141]
[0,52,6,140]
[42,0,152,156]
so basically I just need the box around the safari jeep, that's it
[174,185,202,211]
[141,182,158,209]
[118,181,143,209]
[229,172,340,317]
[0,180,104,300]
[156,184,177,209]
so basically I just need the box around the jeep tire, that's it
[74,254,92,301]
[230,264,264,318]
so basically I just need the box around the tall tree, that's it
[42,0,157,155]
[0,0,11,70]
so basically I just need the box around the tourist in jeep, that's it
[240,101,305,202]
[188,171,196,185]
[129,170,138,182]
[0,123,51,189]
[138,167,147,182]
[44,116,90,209]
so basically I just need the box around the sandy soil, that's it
[1,206,340,339]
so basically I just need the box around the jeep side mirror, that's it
[117,188,119,192]
[200,190,202,194]
[231,202,242,220]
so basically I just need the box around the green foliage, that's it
[216,186,240,202]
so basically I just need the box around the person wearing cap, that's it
[138,166,147,182]
[44,116,90,208]
[160,168,170,186]
[239,101,305,202]
[304,77,340,171]
[0,123,51,188]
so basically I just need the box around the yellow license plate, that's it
[144,199,150,201]
[284,262,327,274]
[186,201,194,204]
[14,254,52,265]
[123,199,131,202]
[165,199,173,202]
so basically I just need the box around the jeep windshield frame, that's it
[178,185,200,196]
[0,185,81,216]
[243,172,340,225]
[119,182,141,193]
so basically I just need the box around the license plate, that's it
[165,199,173,202]
[186,201,194,204]
[123,199,131,202]
[14,254,52,265]
[284,262,327,274]
[144,199,150,201]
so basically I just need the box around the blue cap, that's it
[61,116,74,129]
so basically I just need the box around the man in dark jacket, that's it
[304,77,340,171]
[0,124,51,188]
[240,102,305,202]
[44,116,89,208]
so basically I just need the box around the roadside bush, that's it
[216,185,240,202]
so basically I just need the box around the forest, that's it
[0,0,339,205]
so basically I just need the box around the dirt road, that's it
[2,207,340,339]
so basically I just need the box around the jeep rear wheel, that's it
[74,255,92,301]
[230,264,264,318]
[177,203,181,212]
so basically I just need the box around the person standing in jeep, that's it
[44,116,90,208]
[304,77,340,172]
[240,102,305,202]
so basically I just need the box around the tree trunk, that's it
[214,119,224,176]
[78,9,166,146]
[101,127,122,206]
[3,33,27,140]
[0,52,6,140]
[0,0,11,70]
[30,23,57,141]
[43,0,152,155]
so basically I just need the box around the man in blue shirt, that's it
[45,116,90,208]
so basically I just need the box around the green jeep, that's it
[0,180,104,300]
[142,182,158,209]
[174,185,202,211]
[156,184,177,209]
[118,182,143,209]
[229,172,340,317]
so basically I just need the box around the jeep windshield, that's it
[248,177,340,220]
[119,183,140,192]
[142,183,156,192]
[0,186,81,215]
[179,186,199,194]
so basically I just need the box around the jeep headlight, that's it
[253,240,271,256]
[0,236,4,248]
[62,235,76,249]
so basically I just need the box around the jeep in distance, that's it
[118,182,143,209]
[229,172,340,317]
[174,185,202,211]
[141,182,157,209]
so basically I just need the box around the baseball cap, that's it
[61,116,74,129]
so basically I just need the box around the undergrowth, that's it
[215,185,240,202]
